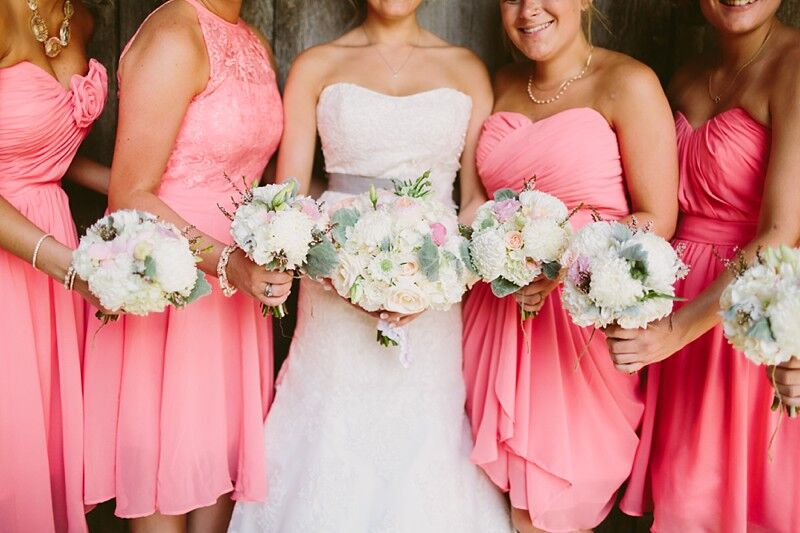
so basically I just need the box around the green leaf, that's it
[379,237,392,252]
[493,188,518,201]
[418,234,440,281]
[460,240,478,275]
[331,208,361,245]
[458,224,474,240]
[143,255,157,279]
[542,261,562,280]
[186,271,212,304]
[748,316,776,342]
[611,223,633,243]
[491,277,521,298]
[305,236,339,279]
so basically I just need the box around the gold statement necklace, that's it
[27,0,74,58]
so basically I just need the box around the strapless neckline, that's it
[676,107,769,132]
[1,59,101,93]
[319,82,471,102]
[488,107,610,129]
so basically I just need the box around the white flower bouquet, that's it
[720,245,800,416]
[221,178,338,318]
[328,172,477,365]
[72,210,211,320]
[466,178,572,319]
[561,220,688,329]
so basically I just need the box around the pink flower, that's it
[568,255,592,293]
[70,59,108,128]
[492,199,521,223]
[297,197,321,220]
[430,223,447,246]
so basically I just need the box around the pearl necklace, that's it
[527,46,594,105]
[27,0,74,58]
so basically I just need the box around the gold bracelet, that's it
[31,233,53,271]
[217,245,238,297]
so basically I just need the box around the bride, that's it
[229,1,513,531]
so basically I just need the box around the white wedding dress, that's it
[228,83,513,533]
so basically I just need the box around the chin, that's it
[367,0,422,18]
[701,0,781,34]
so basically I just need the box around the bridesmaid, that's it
[0,1,108,532]
[462,1,679,532]
[82,0,291,531]
[604,1,800,531]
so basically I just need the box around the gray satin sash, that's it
[327,173,392,195]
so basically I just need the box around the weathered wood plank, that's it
[593,0,673,81]
[242,0,275,41]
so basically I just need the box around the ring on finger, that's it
[264,283,273,298]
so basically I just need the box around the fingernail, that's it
[380,313,388,319]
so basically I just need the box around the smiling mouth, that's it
[519,20,554,34]
[719,0,758,6]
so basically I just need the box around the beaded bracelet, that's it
[63,264,78,291]
[217,245,238,297]
[31,233,53,271]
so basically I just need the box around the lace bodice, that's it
[119,0,282,194]
[316,83,472,207]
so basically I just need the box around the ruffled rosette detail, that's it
[70,59,108,128]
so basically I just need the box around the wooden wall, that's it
[78,1,800,531]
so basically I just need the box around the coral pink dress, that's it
[620,108,800,532]
[0,59,107,532]
[463,108,645,532]
[82,0,283,518]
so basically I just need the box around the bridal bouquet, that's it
[466,178,572,319]
[72,210,211,319]
[720,245,800,416]
[328,172,477,365]
[222,178,338,318]
[561,220,688,329]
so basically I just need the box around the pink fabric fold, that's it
[621,108,800,532]
[463,108,643,532]
[0,58,108,533]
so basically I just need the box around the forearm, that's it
[673,227,798,350]
[65,156,110,195]
[110,189,226,276]
[0,195,73,280]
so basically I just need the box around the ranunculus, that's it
[70,59,108,128]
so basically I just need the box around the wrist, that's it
[35,238,73,281]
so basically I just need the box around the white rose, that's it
[385,282,430,314]
[331,254,367,298]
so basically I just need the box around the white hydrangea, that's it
[470,229,507,281]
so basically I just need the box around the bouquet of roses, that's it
[328,171,477,366]
[221,178,338,318]
[466,178,573,319]
[561,219,688,329]
[720,245,800,416]
[72,210,211,320]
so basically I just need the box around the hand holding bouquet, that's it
[72,210,211,321]
[222,178,338,318]
[720,245,800,417]
[466,178,572,319]
[328,172,477,366]
[561,219,688,330]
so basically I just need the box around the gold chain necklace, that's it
[708,21,774,105]
[527,46,594,105]
[27,0,74,58]
[362,26,420,79]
